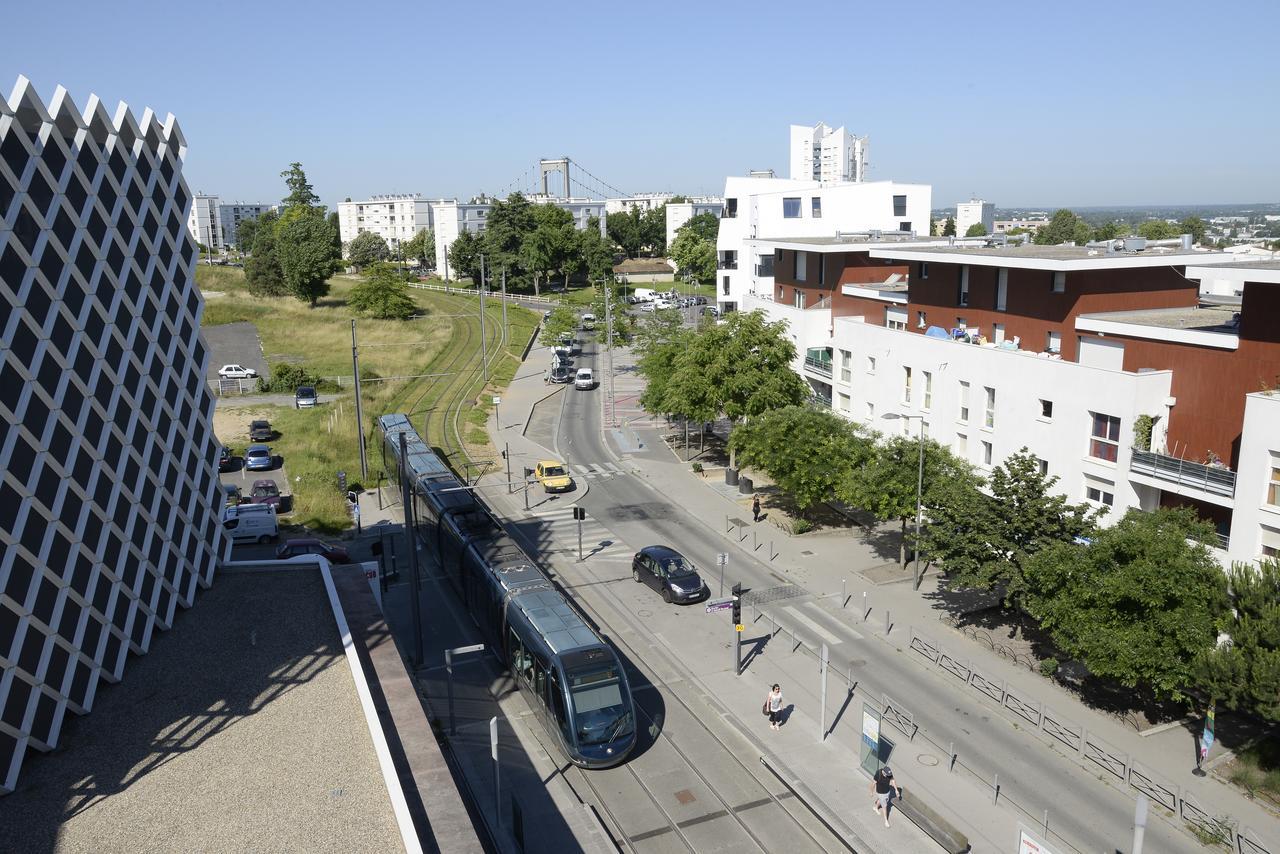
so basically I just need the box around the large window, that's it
[1268,457,1280,506]
[812,197,822,218]
[981,440,993,467]
[1089,413,1121,462]
[958,266,969,307]
[903,366,913,404]
[893,194,907,217]
[783,197,801,218]
[1085,477,1115,507]
[984,386,995,428]
[955,433,968,456]
[838,392,850,412]
[958,381,970,423]
[922,371,932,410]
[725,198,738,218]
[793,289,805,309]
[796,252,807,282]
[839,350,851,383]
[996,268,1008,311]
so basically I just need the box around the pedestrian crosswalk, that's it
[564,461,636,481]
[521,505,634,564]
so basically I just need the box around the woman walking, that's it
[765,684,784,730]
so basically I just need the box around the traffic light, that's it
[731,582,741,625]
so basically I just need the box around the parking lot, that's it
[219,447,291,513]
[202,321,270,383]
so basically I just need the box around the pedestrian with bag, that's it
[870,765,900,828]
[752,496,761,523]
[763,684,784,730]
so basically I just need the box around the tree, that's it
[607,209,644,258]
[326,211,342,259]
[1194,559,1280,721]
[1034,209,1093,246]
[942,217,956,237]
[281,162,320,209]
[577,217,616,282]
[276,208,337,306]
[1092,221,1128,241]
[1137,219,1179,240]
[927,449,1099,612]
[448,230,482,282]
[1027,507,1229,702]
[236,217,259,255]
[346,231,390,269]
[520,204,576,295]
[669,230,716,283]
[402,228,435,267]
[641,206,667,256]
[540,306,579,347]
[676,211,720,246]
[347,262,417,319]
[731,406,873,515]
[1179,216,1207,245]
[964,223,987,237]
[847,434,979,567]
[483,192,536,284]
[244,211,286,297]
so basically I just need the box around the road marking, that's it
[781,604,845,645]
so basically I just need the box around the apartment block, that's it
[955,198,995,236]
[186,193,222,252]
[0,77,228,793]
[666,197,725,247]
[336,194,434,255]
[789,122,868,183]
[218,202,278,249]
[434,195,607,281]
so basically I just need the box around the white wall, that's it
[1228,391,1280,565]
[666,200,724,247]
[337,198,433,250]
[956,200,995,236]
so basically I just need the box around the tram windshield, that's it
[568,664,631,746]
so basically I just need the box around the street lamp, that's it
[881,412,926,590]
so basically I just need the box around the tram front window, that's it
[569,666,631,746]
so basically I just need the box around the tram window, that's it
[550,672,570,737]
[534,660,547,701]
[508,629,527,677]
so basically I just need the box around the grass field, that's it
[200,267,536,533]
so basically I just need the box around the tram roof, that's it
[379,413,452,480]
[513,588,601,655]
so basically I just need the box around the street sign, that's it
[492,395,501,405]
[735,624,744,632]
[705,596,734,612]
[716,552,727,566]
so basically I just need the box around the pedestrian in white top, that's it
[765,684,784,730]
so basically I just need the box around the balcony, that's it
[804,348,833,377]
[718,258,738,270]
[1129,449,1236,498]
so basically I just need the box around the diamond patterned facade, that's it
[0,77,228,794]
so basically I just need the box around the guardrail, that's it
[407,281,561,306]
[1129,449,1236,498]
[803,356,833,377]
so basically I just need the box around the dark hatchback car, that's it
[632,545,709,604]
[550,366,572,384]
[275,538,351,564]
[244,479,284,509]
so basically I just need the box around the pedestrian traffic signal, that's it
[573,506,586,520]
[731,582,741,625]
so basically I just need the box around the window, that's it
[899,222,912,232]
[783,197,801,218]
[903,366,913,403]
[1086,478,1115,507]
[1040,399,1053,420]
[725,198,738,218]
[1268,458,1280,506]
[1047,330,1061,353]
[981,441,993,467]
[958,381,970,423]
[923,371,932,410]
[840,350,851,383]
[920,262,929,279]
[958,266,969,306]
[1089,413,1121,462]
[996,269,1008,311]
[893,194,907,217]
[838,392,850,412]
[796,252,807,282]
[867,356,877,374]
[984,386,995,428]
[887,316,906,331]
[794,289,805,309]
[1262,525,1280,558]
[1038,458,1049,475]
[811,197,822,218]
[1052,271,1066,293]
[722,276,730,296]
[917,310,927,329]
[956,433,968,455]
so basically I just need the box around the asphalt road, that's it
[529,329,1206,854]
[202,321,270,382]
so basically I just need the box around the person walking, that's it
[870,765,901,828]
[764,684,784,730]
[752,496,761,523]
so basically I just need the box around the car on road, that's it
[275,538,351,563]
[244,479,284,509]
[244,444,274,471]
[218,445,236,472]
[575,368,595,390]
[535,460,574,493]
[639,302,657,313]
[580,313,596,329]
[654,298,675,310]
[217,364,258,379]
[549,366,573,384]
[295,386,317,409]
[248,419,273,441]
[632,545,709,604]
[222,503,278,544]
[551,353,573,369]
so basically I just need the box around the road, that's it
[519,323,1207,854]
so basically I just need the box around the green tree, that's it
[731,406,873,515]
[244,211,286,297]
[540,306,579,347]
[347,262,417,319]
[669,195,689,204]
[577,218,616,282]
[236,217,259,255]
[669,230,716,283]
[402,228,435,267]
[346,231,390,269]
[1034,209,1093,246]
[521,204,576,295]
[1092,221,1128,241]
[1028,507,1229,701]
[483,192,536,284]
[927,449,1099,612]
[676,211,720,245]
[607,209,644,258]
[641,206,667,255]
[276,208,337,306]
[847,434,979,567]
[281,162,321,209]
[1137,220,1179,240]
[1179,216,1207,245]
[964,223,987,237]
[1194,559,1280,721]
[448,230,483,282]
[326,210,342,258]
[942,216,956,237]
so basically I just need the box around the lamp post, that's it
[881,412,926,590]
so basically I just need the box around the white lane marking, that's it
[781,604,845,646]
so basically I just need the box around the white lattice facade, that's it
[0,77,228,794]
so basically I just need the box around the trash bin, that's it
[725,467,739,486]
[739,475,754,495]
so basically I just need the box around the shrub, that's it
[259,363,335,393]
[791,518,814,535]
[1039,657,1060,678]
[691,462,703,474]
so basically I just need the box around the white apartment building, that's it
[666,197,725,247]
[186,193,223,253]
[605,193,675,214]
[789,123,868,183]
[434,196,607,281]
[956,199,995,236]
[715,174,931,312]
[337,194,434,254]
[218,202,278,249]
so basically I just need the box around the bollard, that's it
[862,591,868,622]
[949,741,955,772]
[841,578,847,608]
[885,609,890,635]
[993,774,1000,805]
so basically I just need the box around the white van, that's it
[632,288,656,303]
[222,503,278,544]
[575,368,595,389]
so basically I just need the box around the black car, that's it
[632,545,709,604]
[249,419,273,441]
[218,445,236,472]
[550,366,572,384]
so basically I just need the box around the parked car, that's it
[654,298,675,310]
[551,353,573,369]
[632,545,709,604]
[218,445,236,472]
[639,302,657,313]
[221,483,242,507]
[543,309,553,321]
[704,305,720,317]
[244,444,274,471]
[580,313,596,329]
[575,368,595,390]
[695,296,708,305]
[549,366,573,384]
[248,419,273,441]
[244,479,284,509]
[295,386,317,409]
[217,364,258,379]
[275,538,351,564]
[535,460,573,493]
[222,504,278,544]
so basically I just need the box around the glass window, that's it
[959,266,969,306]
[917,310,926,329]
[996,269,1008,311]
[956,433,968,455]
[838,392,850,411]
[1040,399,1053,419]
[811,197,822,218]
[1089,413,1121,462]
[982,441,993,466]
[984,387,996,428]
[1267,460,1280,506]
[783,197,801,218]
[920,262,929,280]
[903,367,912,403]
[893,195,907,217]
[1086,480,1115,507]
[1052,271,1066,293]
[794,289,805,309]
[796,252,807,282]
[840,350,851,382]
[922,371,932,410]
[959,381,970,423]
[1047,330,1062,353]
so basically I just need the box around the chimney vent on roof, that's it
[1180,233,1193,250]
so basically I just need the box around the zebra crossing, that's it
[565,461,635,481]
[522,504,634,564]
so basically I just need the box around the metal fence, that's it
[1129,449,1237,497]
[407,281,561,306]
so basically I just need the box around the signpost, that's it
[573,506,585,560]
[492,395,501,432]
[860,703,882,775]
[705,596,734,613]
[716,552,728,596]
[445,643,485,735]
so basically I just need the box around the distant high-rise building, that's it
[956,198,995,236]
[186,193,223,252]
[0,76,228,794]
[789,123,868,183]
[336,194,434,255]
[218,202,279,250]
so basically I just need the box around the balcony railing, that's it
[804,355,833,377]
[1129,449,1236,498]
[718,258,738,270]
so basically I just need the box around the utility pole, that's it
[351,320,368,481]
[399,433,422,669]
[478,254,489,383]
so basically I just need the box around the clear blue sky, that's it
[6,0,1278,209]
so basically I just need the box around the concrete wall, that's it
[1230,391,1280,564]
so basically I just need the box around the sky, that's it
[5,0,1279,210]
